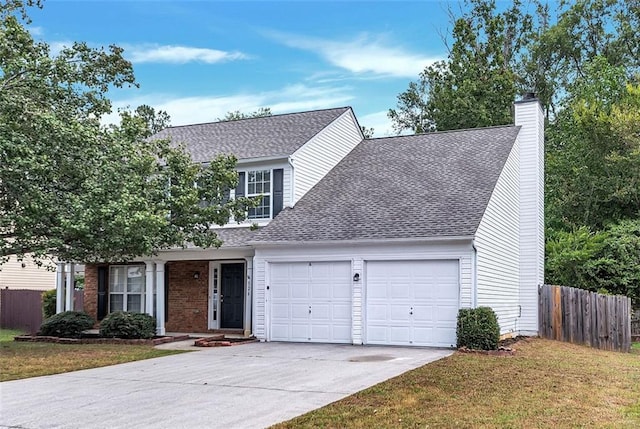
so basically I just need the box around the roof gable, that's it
[153,107,350,163]
[253,125,521,243]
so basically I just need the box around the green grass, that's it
[0,328,25,342]
[632,342,640,352]
[0,328,186,382]
[274,338,640,429]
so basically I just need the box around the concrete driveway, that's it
[0,342,452,429]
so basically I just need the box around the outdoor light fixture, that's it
[353,273,360,282]
[193,271,200,279]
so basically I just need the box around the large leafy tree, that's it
[0,1,254,266]
[388,0,532,133]
[546,57,640,230]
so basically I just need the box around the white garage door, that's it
[366,260,459,347]
[270,261,352,343]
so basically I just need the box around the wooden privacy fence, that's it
[539,285,632,352]
[0,289,84,334]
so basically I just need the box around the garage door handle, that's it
[308,307,311,314]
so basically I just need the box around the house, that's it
[69,97,543,348]
[0,256,56,290]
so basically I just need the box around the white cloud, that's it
[267,31,440,78]
[125,44,248,64]
[104,83,354,126]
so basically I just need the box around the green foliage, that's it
[389,0,531,133]
[42,289,57,319]
[218,107,272,121]
[456,307,500,350]
[39,311,95,338]
[99,311,156,339]
[546,58,640,230]
[545,220,640,303]
[0,1,257,265]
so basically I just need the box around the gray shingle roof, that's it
[153,107,350,163]
[253,125,521,243]
[215,227,257,248]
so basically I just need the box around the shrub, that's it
[39,311,95,338]
[100,312,156,339]
[456,307,500,350]
[42,289,57,319]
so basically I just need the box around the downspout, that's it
[471,240,478,308]
[288,156,295,207]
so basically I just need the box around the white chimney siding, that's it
[514,98,545,335]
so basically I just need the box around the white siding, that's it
[291,109,362,203]
[475,135,521,336]
[253,240,474,343]
[0,257,56,290]
[515,100,545,335]
[223,159,292,227]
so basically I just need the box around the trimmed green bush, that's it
[39,311,95,338]
[99,312,156,339]
[456,307,500,350]
[42,289,57,319]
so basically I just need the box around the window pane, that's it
[127,266,145,292]
[110,294,123,312]
[248,183,255,194]
[264,170,271,183]
[127,294,142,313]
[110,267,125,292]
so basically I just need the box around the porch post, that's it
[55,262,65,313]
[65,263,74,311]
[244,257,253,337]
[64,262,76,311]
[144,261,155,317]
[155,261,166,335]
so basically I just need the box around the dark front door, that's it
[221,263,244,329]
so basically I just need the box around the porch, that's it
[59,249,254,336]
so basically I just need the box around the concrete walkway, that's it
[0,342,452,429]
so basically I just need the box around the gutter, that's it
[248,235,475,247]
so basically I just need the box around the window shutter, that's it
[235,172,245,198]
[97,266,108,320]
[273,168,284,217]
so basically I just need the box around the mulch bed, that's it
[14,334,190,346]
[193,334,258,347]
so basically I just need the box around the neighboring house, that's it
[0,256,56,290]
[72,98,543,348]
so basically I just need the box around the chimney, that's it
[514,94,544,335]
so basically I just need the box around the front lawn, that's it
[0,329,186,382]
[275,338,640,428]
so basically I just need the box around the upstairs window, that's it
[247,170,271,219]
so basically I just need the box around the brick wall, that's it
[84,264,98,321]
[165,261,209,333]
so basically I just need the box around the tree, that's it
[545,57,640,231]
[388,0,532,133]
[218,107,272,121]
[0,1,255,266]
[129,104,171,137]
[360,125,374,139]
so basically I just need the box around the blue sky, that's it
[29,1,464,136]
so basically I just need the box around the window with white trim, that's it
[247,170,271,219]
[109,265,145,313]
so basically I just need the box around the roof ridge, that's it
[163,106,351,130]
[368,124,519,141]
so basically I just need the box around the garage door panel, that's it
[333,303,351,320]
[390,305,411,322]
[366,260,459,347]
[391,283,411,299]
[291,303,310,321]
[270,261,352,344]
